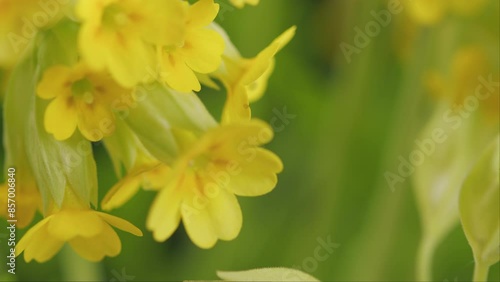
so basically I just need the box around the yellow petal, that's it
[16,217,52,257]
[161,52,201,92]
[221,85,251,123]
[207,188,242,240]
[44,95,78,140]
[77,99,115,142]
[101,173,142,211]
[77,0,137,73]
[206,119,275,154]
[229,148,282,196]
[147,178,183,242]
[140,0,187,46]
[69,223,121,262]
[47,210,104,241]
[181,189,218,249]
[181,28,224,74]
[242,26,296,85]
[36,65,72,99]
[143,164,171,190]
[246,59,274,102]
[23,224,65,263]
[97,212,143,237]
[188,0,220,28]
[75,0,115,22]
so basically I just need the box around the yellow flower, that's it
[405,0,488,25]
[423,46,498,118]
[214,26,296,123]
[16,189,142,263]
[76,0,188,87]
[230,0,260,9]
[0,0,65,68]
[157,0,224,93]
[0,180,41,229]
[450,47,490,103]
[37,63,131,141]
[405,0,447,25]
[449,0,489,16]
[102,161,170,211]
[147,120,283,248]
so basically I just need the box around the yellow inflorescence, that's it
[0,0,294,262]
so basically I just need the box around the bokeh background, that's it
[1,0,499,281]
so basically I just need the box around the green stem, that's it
[416,235,436,281]
[473,261,490,282]
[60,245,104,281]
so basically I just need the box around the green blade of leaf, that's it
[217,268,320,281]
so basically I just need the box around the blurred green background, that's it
[1,0,499,281]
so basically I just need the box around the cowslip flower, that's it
[157,0,224,93]
[36,63,131,142]
[405,0,488,25]
[229,0,260,9]
[213,26,296,123]
[76,0,187,87]
[424,46,498,118]
[0,0,64,68]
[16,189,142,263]
[147,120,283,248]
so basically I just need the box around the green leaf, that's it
[459,135,500,267]
[217,268,320,281]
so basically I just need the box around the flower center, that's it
[102,4,130,28]
[188,155,211,171]
[71,78,95,104]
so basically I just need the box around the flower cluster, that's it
[1,0,294,262]
[392,0,500,280]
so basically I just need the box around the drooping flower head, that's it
[76,0,188,87]
[16,188,142,263]
[37,62,132,141]
[3,0,294,264]
[158,0,225,93]
[146,120,283,248]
